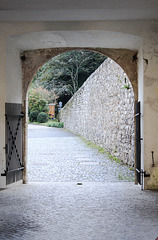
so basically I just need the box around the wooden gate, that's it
[1,103,24,185]
[135,101,141,184]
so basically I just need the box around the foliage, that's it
[123,83,131,90]
[33,50,107,106]
[37,99,49,113]
[37,112,48,123]
[29,84,57,103]
[28,85,50,115]
[47,122,64,128]
[29,110,39,122]
[28,89,40,115]
[118,173,124,180]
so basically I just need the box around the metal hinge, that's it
[143,171,150,178]
[3,144,8,154]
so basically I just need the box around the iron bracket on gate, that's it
[136,168,150,178]
[1,166,24,176]
[5,113,24,117]
[136,168,150,190]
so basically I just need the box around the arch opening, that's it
[24,49,137,184]
[22,47,138,102]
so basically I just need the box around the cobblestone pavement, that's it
[28,124,135,182]
[0,125,158,240]
[0,182,158,240]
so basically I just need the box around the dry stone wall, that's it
[60,59,135,167]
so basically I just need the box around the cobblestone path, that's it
[1,125,157,240]
[28,124,135,182]
[0,182,158,240]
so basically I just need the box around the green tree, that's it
[33,50,107,105]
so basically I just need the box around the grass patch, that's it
[104,151,122,164]
[47,122,64,128]
[118,172,134,181]
[129,167,134,171]
[112,156,121,163]
[118,173,124,180]
[80,137,123,164]
[79,137,133,169]
[28,119,63,128]
[80,138,106,153]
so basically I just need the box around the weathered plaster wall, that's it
[60,59,135,166]
[6,46,22,103]
[143,30,158,189]
[0,32,7,188]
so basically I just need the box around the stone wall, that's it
[60,58,135,167]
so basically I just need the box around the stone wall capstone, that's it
[60,58,135,167]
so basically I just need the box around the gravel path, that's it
[28,124,134,182]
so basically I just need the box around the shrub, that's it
[28,89,49,115]
[29,110,39,122]
[36,99,49,113]
[37,112,48,123]
[47,122,64,128]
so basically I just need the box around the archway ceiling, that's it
[8,31,141,51]
[0,0,158,21]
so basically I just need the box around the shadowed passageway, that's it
[0,125,157,240]
[0,182,158,240]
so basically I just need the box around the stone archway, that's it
[21,47,138,183]
[21,47,138,101]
